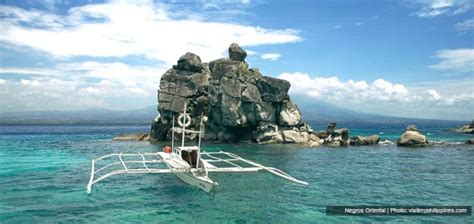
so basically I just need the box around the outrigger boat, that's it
[86,105,308,194]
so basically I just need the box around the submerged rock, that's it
[150,43,319,145]
[397,125,429,147]
[379,140,394,145]
[350,135,380,146]
[113,133,150,141]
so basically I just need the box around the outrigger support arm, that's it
[86,152,185,194]
[201,151,309,186]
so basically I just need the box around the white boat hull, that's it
[157,152,216,193]
[173,172,215,193]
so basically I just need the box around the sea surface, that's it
[0,121,473,223]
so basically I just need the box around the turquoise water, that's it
[0,124,473,223]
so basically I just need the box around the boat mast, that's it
[171,115,175,154]
[198,114,202,149]
[181,102,187,147]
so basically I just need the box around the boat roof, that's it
[176,146,199,151]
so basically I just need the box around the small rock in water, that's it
[466,139,474,144]
[396,125,429,147]
[457,120,474,134]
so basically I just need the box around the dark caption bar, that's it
[326,206,471,216]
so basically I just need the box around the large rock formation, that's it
[397,125,429,147]
[150,43,319,145]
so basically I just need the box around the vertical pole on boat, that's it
[172,115,175,156]
[181,102,186,147]
[198,114,202,149]
[196,114,203,170]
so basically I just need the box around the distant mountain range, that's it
[293,96,469,126]
[0,100,467,125]
[0,106,158,125]
[294,97,414,124]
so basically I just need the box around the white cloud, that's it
[0,76,157,112]
[57,61,166,85]
[0,1,302,112]
[426,89,441,100]
[445,92,474,105]
[333,25,341,29]
[260,53,281,61]
[430,48,474,73]
[202,3,221,10]
[411,0,473,17]
[0,61,167,112]
[0,67,60,76]
[1,61,166,88]
[200,0,250,9]
[246,50,258,56]
[0,5,63,28]
[0,78,106,111]
[38,0,61,11]
[277,72,474,119]
[0,1,301,66]
[455,18,474,32]
[278,72,409,102]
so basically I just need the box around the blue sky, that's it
[0,0,473,120]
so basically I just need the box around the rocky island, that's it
[149,43,352,147]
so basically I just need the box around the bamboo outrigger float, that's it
[86,104,308,194]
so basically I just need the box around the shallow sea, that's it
[0,122,473,223]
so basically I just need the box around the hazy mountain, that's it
[0,106,158,125]
[0,100,466,125]
[293,96,399,123]
[292,96,467,126]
